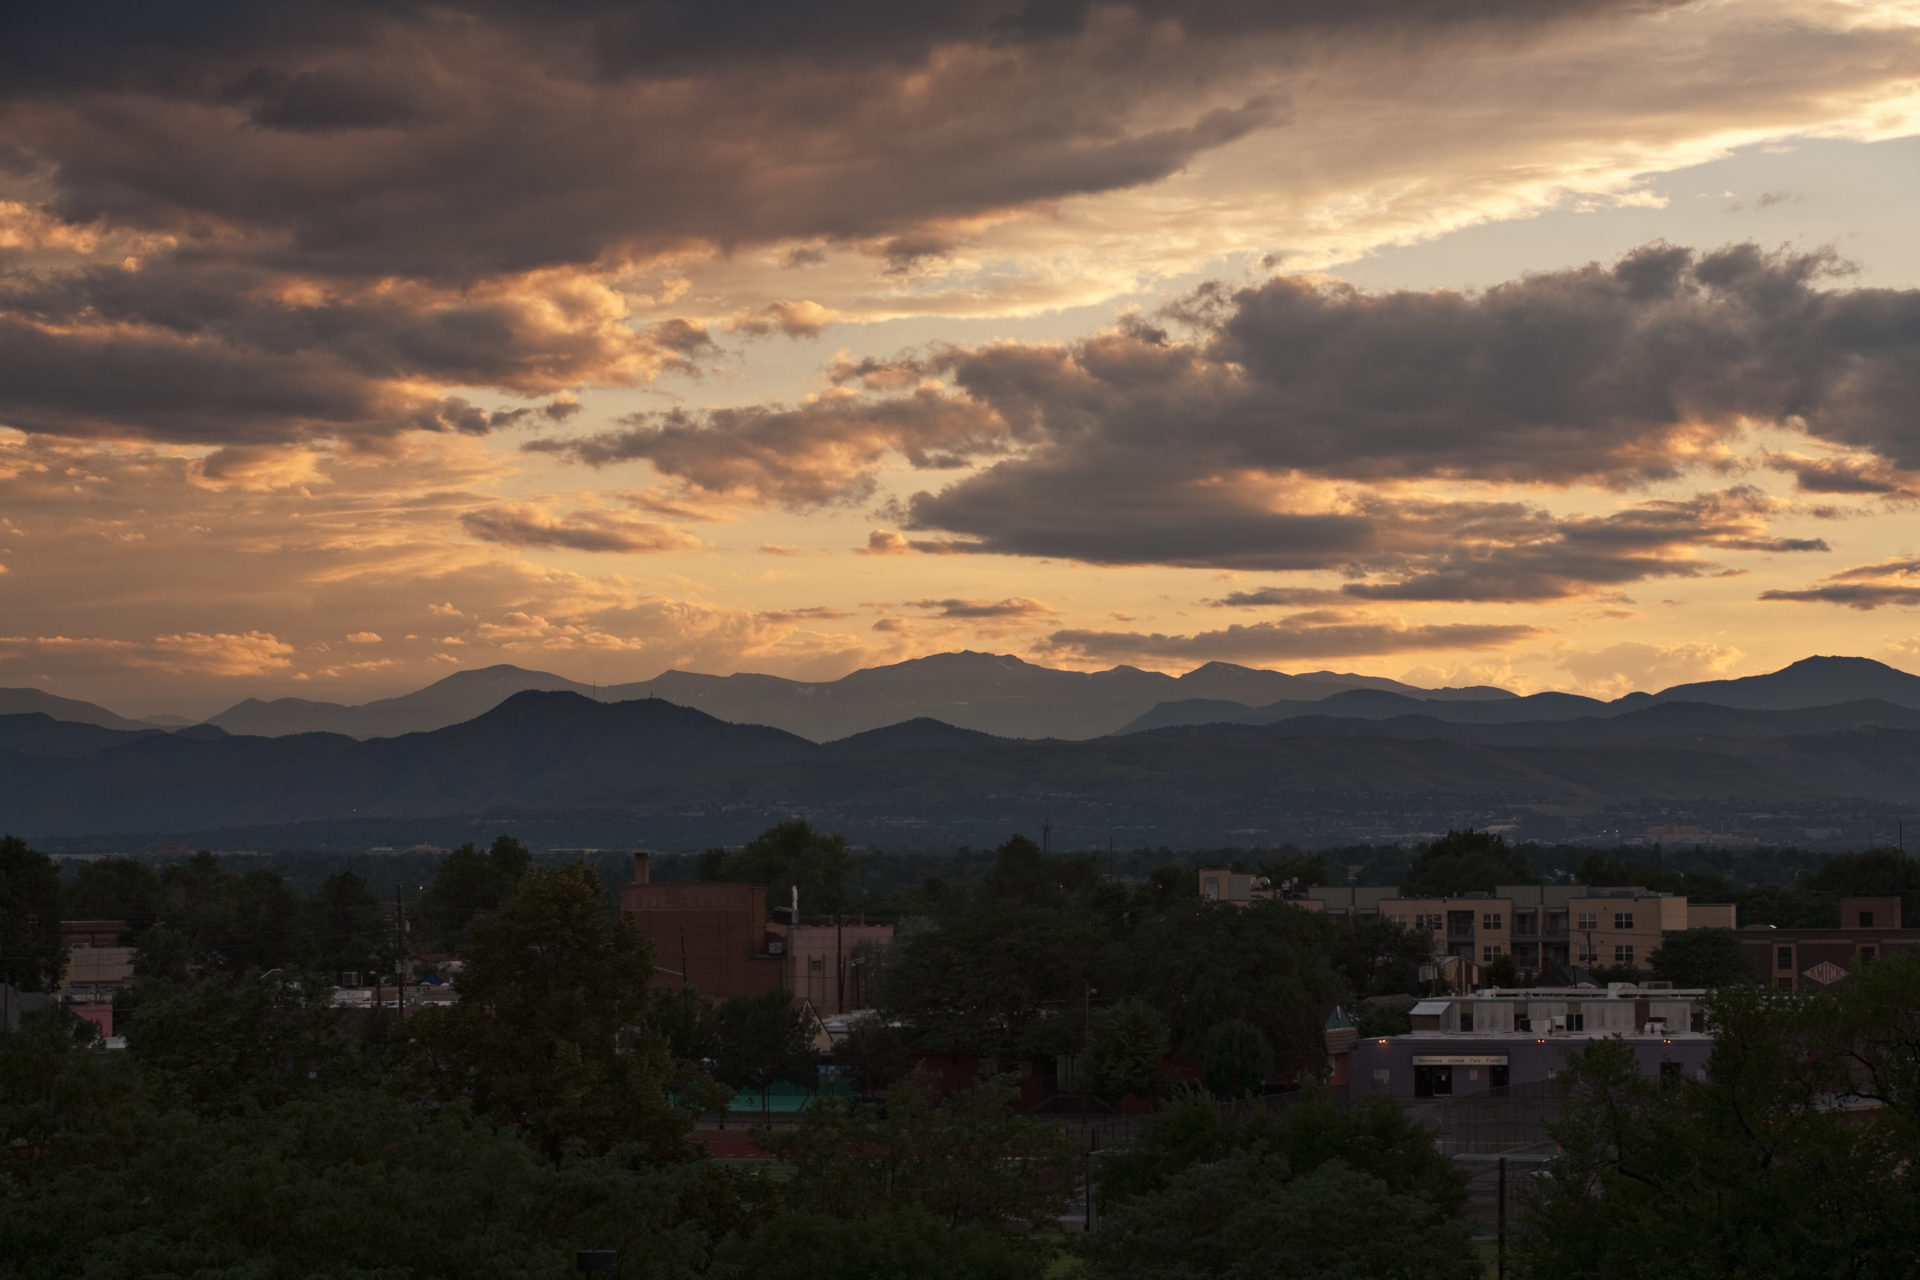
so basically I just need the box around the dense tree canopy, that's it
[698,821,854,915]
[406,862,700,1162]
[1516,954,1920,1279]
[420,835,531,952]
[0,835,63,991]
[765,1073,1075,1234]
[1402,829,1535,897]
[1084,1090,1475,1280]
[1647,927,1753,988]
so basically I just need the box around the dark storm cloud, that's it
[1212,587,1346,607]
[1759,584,1920,609]
[529,392,1009,506]
[0,2,1662,97]
[831,245,1920,572]
[906,597,1055,619]
[1761,558,1920,610]
[920,244,1920,490]
[1766,453,1919,498]
[459,504,701,553]
[1041,614,1540,662]
[0,0,1680,448]
[1341,489,1827,603]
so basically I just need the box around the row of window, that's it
[1576,912,1636,930]
[1387,910,1637,931]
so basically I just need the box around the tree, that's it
[0,835,64,991]
[419,835,531,952]
[1095,1086,1467,1218]
[1481,952,1519,988]
[0,1084,723,1280]
[63,856,164,937]
[835,1016,912,1094]
[1804,847,1920,922]
[1325,914,1434,997]
[710,988,817,1109]
[1117,899,1341,1083]
[766,1073,1075,1233]
[1647,927,1752,988]
[879,899,1097,1058]
[1082,998,1170,1103]
[712,1206,1043,1280]
[698,821,854,915]
[405,862,696,1162]
[1402,829,1533,897]
[1083,1147,1478,1280]
[307,868,386,977]
[118,968,385,1113]
[1515,961,1920,1279]
[1196,1019,1273,1098]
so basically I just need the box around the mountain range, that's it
[14,652,1919,745]
[4,657,1920,843]
[188,652,1513,742]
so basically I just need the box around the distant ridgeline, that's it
[2,656,1920,846]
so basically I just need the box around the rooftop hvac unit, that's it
[1549,1015,1567,1032]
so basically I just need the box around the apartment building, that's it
[1301,884,1735,982]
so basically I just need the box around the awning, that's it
[1409,1000,1452,1016]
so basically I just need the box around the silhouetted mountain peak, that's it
[1654,655,1920,711]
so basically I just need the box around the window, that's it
[1427,914,1444,931]
[1859,910,1875,928]
[1388,914,1405,926]
[1459,1008,1474,1031]
[1482,913,1503,931]
[1482,944,1503,962]
[808,956,825,973]
[1614,945,1634,965]
[1515,1015,1532,1032]
[1577,912,1598,930]
[1859,945,1879,963]
[1776,946,1794,970]
[1567,1012,1584,1032]
[1614,912,1634,930]
[1202,878,1219,901]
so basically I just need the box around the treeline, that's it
[8,824,1920,1277]
[0,832,1485,1279]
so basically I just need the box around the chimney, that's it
[633,851,650,885]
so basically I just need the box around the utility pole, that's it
[835,914,845,1015]
[1497,1156,1508,1280]
[394,884,406,1017]
[1041,818,1053,855]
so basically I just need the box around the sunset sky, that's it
[4,0,1920,717]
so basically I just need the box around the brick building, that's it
[619,852,891,1015]
[1740,896,1920,991]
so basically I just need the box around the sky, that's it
[3,0,1920,717]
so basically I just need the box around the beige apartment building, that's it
[1296,884,1735,982]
